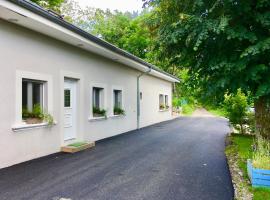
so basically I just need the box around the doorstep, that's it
[61,142,95,153]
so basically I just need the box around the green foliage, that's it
[205,106,227,117]
[224,89,248,133]
[43,113,54,125]
[93,107,106,117]
[22,104,43,119]
[182,104,195,115]
[253,136,270,170]
[226,134,270,199]
[68,141,88,147]
[32,104,43,119]
[114,107,125,115]
[146,0,270,104]
[30,0,64,12]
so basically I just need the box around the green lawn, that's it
[205,105,227,117]
[226,134,270,200]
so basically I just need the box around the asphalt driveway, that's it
[0,116,234,200]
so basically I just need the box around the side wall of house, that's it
[0,20,173,169]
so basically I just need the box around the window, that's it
[113,90,122,108]
[64,89,71,107]
[93,87,103,109]
[22,79,46,123]
[92,87,105,117]
[113,89,124,115]
[165,95,169,108]
[159,94,164,110]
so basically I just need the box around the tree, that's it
[31,0,64,12]
[145,0,270,139]
[61,1,152,59]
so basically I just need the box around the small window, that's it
[165,95,169,108]
[159,94,164,110]
[113,90,122,108]
[140,92,142,100]
[113,90,124,115]
[64,89,71,107]
[22,79,45,123]
[92,87,105,117]
[93,87,103,109]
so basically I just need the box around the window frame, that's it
[15,70,53,125]
[111,86,124,117]
[89,82,107,119]
[22,78,45,113]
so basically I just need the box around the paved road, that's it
[0,117,234,200]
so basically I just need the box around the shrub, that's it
[114,107,125,115]
[253,136,270,170]
[224,89,248,134]
[182,104,195,115]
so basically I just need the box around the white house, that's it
[0,0,179,169]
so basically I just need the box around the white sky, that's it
[77,0,144,12]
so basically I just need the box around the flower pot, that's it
[25,118,43,124]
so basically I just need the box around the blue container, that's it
[247,159,270,188]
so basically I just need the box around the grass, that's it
[68,141,88,148]
[204,105,227,117]
[226,134,270,199]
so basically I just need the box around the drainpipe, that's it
[137,68,152,129]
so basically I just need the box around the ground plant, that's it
[253,136,270,170]
[224,89,248,134]
[226,134,270,199]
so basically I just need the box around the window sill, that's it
[88,116,107,122]
[109,114,125,119]
[159,109,170,112]
[12,121,57,132]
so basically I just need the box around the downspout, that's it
[137,68,152,129]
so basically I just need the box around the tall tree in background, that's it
[31,0,64,12]
[144,0,270,138]
[61,0,152,60]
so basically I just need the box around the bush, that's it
[224,89,248,134]
[182,104,195,115]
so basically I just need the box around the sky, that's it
[77,0,144,12]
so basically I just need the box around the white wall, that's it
[0,20,173,169]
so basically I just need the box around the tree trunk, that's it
[254,96,270,140]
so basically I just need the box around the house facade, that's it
[0,0,179,169]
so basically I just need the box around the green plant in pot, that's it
[93,107,107,118]
[159,104,165,110]
[114,107,125,115]
[23,104,44,124]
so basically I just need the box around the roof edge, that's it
[7,0,180,82]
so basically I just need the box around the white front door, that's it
[64,79,77,141]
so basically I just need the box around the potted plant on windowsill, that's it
[159,104,165,110]
[22,104,54,125]
[247,136,270,188]
[114,107,125,116]
[22,104,43,124]
[93,107,107,118]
